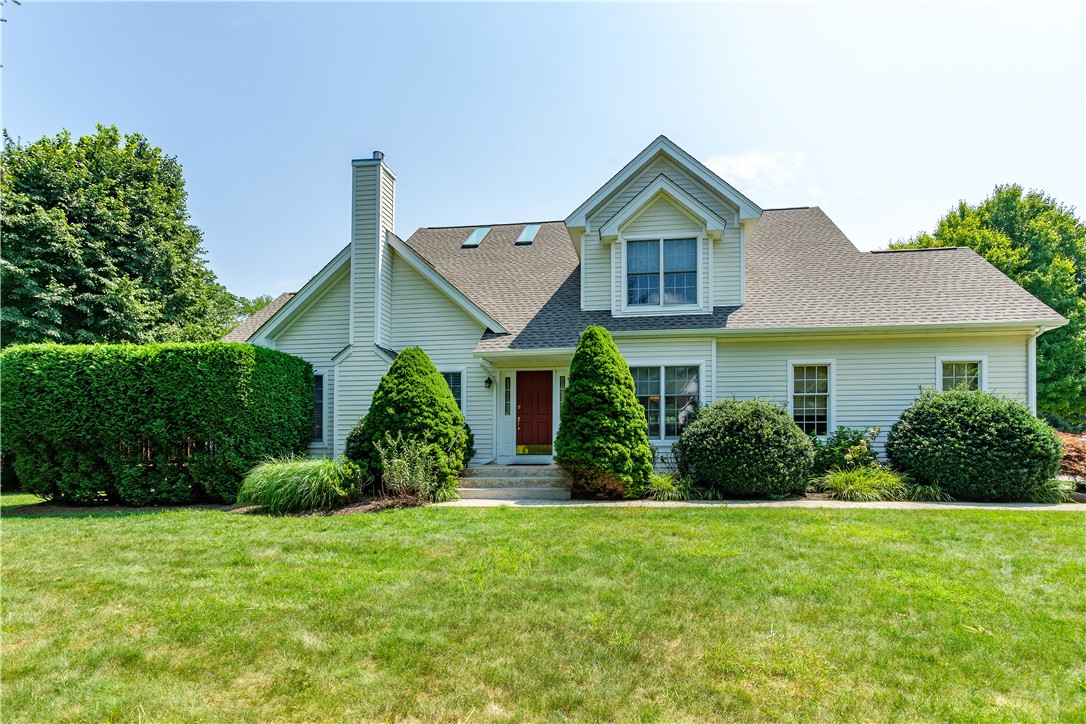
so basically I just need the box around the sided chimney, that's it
[350,151,395,347]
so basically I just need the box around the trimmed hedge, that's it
[554,326,653,498]
[0,343,313,505]
[344,346,474,496]
[886,388,1063,501]
[674,399,814,499]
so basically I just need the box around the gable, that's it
[620,195,704,238]
[567,136,761,237]
[271,267,351,361]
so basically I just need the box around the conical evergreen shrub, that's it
[345,347,474,496]
[555,326,653,497]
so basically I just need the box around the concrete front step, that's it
[460,465,569,479]
[458,485,571,501]
[463,476,572,489]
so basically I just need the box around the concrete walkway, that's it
[436,498,1085,511]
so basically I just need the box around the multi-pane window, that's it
[626,238,697,306]
[630,365,699,440]
[941,361,980,391]
[312,374,324,443]
[441,371,463,410]
[504,376,512,415]
[792,365,829,436]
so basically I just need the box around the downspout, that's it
[1027,326,1045,415]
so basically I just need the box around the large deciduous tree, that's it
[890,185,1086,427]
[1,125,238,346]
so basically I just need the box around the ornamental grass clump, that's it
[236,456,362,515]
[817,467,907,502]
[674,399,814,499]
[554,326,653,498]
[345,347,474,494]
[886,388,1063,501]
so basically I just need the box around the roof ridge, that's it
[870,246,964,254]
[761,206,812,212]
[421,220,564,231]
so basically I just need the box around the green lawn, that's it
[2,493,1084,722]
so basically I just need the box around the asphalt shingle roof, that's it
[223,292,295,342]
[400,208,1064,353]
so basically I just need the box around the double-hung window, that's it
[940,361,981,391]
[630,365,700,440]
[627,238,697,307]
[441,371,464,411]
[791,364,831,436]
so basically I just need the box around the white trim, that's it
[249,245,351,343]
[387,234,508,334]
[310,369,329,447]
[739,220,747,305]
[710,337,717,404]
[619,234,708,315]
[579,232,586,310]
[787,359,836,438]
[936,356,988,392]
[599,175,729,241]
[565,135,762,229]
[627,360,705,443]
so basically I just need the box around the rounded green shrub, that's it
[345,347,474,496]
[886,388,1063,501]
[674,399,814,499]
[554,326,653,498]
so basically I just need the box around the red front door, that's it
[516,371,553,455]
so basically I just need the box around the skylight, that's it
[516,224,541,245]
[462,227,490,248]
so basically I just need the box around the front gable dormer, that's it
[566,136,762,315]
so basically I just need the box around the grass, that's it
[817,466,907,501]
[236,456,360,515]
[2,492,1084,721]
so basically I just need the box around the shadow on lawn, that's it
[1,493,230,519]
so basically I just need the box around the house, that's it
[226,136,1066,464]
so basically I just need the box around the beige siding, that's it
[377,166,396,346]
[589,155,735,227]
[715,332,1031,452]
[582,237,611,310]
[272,270,351,362]
[621,196,703,237]
[336,160,397,455]
[714,226,742,305]
[581,157,742,313]
[391,255,493,463]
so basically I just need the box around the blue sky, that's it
[4,2,1083,298]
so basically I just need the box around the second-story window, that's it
[627,238,697,307]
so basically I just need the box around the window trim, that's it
[440,367,467,415]
[787,359,836,438]
[936,356,987,392]
[620,234,704,313]
[311,369,327,445]
[628,361,704,443]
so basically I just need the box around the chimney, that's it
[349,151,395,346]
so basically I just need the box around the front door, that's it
[516,371,553,455]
